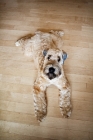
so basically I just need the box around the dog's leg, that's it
[50,30,64,49]
[50,30,64,37]
[33,77,48,122]
[57,75,72,118]
[59,86,72,118]
[15,35,32,46]
[15,35,33,57]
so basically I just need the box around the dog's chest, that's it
[47,76,62,88]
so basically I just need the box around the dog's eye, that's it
[58,56,60,62]
[47,55,51,60]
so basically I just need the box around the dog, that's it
[15,30,72,122]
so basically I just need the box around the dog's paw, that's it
[58,31,64,36]
[60,105,72,118]
[56,31,64,37]
[35,112,46,122]
[15,41,20,46]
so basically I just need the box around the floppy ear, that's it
[43,49,48,56]
[62,51,68,63]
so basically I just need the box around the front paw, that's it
[60,104,72,118]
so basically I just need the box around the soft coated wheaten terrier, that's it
[15,30,72,122]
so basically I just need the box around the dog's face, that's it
[43,49,67,80]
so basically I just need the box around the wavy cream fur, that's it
[15,30,72,122]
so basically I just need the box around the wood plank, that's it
[0,67,37,77]
[0,118,93,132]
[0,91,33,103]
[0,45,91,61]
[0,107,93,124]
[0,82,33,93]
[0,132,54,140]
[48,108,93,122]
[57,129,89,140]
[0,90,93,108]
[65,59,93,69]
[64,40,89,48]
[0,60,35,70]
[1,90,93,106]
[89,43,93,48]
[40,117,93,132]
[0,120,58,139]
[89,132,93,140]
[0,46,22,54]
[0,66,93,78]
[72,91,93,102]
[0,80,91,94]
[0,101,34,114]
[0,110,38,126]
[0,16,93,27]
[64,66,93,76]
[0,52,32,61]
[0,73,93,86]
[67,74,93,84]
[0,100,93,121]
[0,40,15,46]
[86,84,93,92]
[47,98,93,112]
[62,46,90,61]
[0,120,91,139]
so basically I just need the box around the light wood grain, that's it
[0,0,93,140]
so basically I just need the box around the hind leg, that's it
[50,30,64,37]
[50,30,64,49]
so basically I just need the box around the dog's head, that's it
[42,49,67,80]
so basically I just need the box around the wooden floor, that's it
[0,0,93,140]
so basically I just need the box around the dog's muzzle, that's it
[44,65,61,80]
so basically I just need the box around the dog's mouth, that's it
[44,65,61,80]
[47,73,56,80]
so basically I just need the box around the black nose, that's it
[49,67,55,73]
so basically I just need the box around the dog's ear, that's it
[62,50,68,63]
[43,49,48,56]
